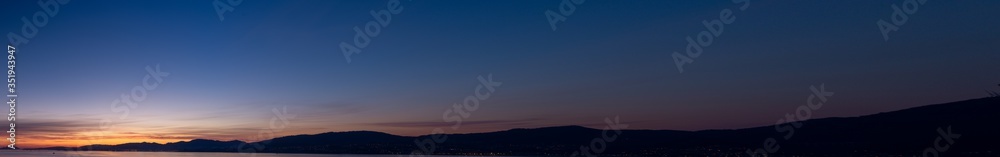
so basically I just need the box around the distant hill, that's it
[36,97,1000,156]
[44,139,247,152]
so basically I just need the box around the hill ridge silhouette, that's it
[35,97,1000,156]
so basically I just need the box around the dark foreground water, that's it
[0,151,517,157]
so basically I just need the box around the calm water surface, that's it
[0,151,522,157]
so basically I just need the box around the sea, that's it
[0,151,517,157]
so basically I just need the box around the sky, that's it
[2,0,999,148]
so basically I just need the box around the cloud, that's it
[16,120,95,133]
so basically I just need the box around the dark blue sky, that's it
[3,0,999,147]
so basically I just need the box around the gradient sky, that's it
[3,0,999,148]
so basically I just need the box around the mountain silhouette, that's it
[37,97,1000,156]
